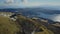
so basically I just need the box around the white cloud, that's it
[5,0,14,4]
[23,0,28,4]
[3,0,21,6]
[1,0,60,7]
[50,14,60,22]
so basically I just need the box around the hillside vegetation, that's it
[0,16,19,34]
[16,15,54,34]
[0,14,54,34]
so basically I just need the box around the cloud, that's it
[50,14,60,22]
[3,0,21,6]
[23,0,28,4]
[5,0,14,4]
[0,0,60,8]
[6,0,14,3]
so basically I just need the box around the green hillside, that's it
[0,14,54,34]
[0,16,19,34]
[16,15,54,34]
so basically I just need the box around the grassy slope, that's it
[0,16,19,34]
[0,15,54,34]
[16,15,54,34]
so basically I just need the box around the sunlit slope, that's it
[0,16,19,34]
[0,14,54,34]
[16,15,54,34]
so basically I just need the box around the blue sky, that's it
[0,0,60,8]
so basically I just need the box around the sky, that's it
[0,0,60,8]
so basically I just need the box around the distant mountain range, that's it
[0,8,60,22]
